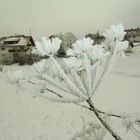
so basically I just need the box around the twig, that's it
[76,103,140,123]
[25,79,63,98]
[44,88,63,98]
[87,99,122,140]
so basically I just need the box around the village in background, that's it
[0,28,140,68]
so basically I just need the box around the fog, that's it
[0,0,139,39]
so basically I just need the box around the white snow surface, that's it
[0,46,140,140]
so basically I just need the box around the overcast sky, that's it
[0,0,139,39]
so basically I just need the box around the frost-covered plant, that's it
[49,32,77,55]
[8,23,129,140]
[71,115,110,140]
[71,122,107,140]
[32,37,62,56]
[121,114,140,139]
[103,23,126,42]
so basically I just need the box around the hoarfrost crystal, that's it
[115,41,129,56]
[8,23,131,140]
[8,23,129,104]
[86,44,108,61]
[63,57,83,71]
[70,37,93,56]
[103,23,126,41]
[32,37,62,56]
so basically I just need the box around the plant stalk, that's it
[87,98,122,140]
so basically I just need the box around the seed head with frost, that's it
[115,41,129,56]
[121,114,137,131]
[86,44,108,62]
[8,24,129,104]
[67,48,75,56]
[69,37,93,56]
[121,114,140,139]
[8,24,130,140]
[63,57,83,72]
[71,121,107,140]
[32,37,62,56]
[103,23,126,41]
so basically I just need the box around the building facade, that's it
[125,28,140,47]
[0,35,35,64]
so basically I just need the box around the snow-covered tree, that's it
[57,32,77,54]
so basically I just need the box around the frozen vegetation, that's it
[4,23,140,140]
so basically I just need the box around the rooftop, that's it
[0,35,35,47]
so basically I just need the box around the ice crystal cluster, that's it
[8,23,128,103]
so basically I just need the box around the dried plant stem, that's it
[77,103,122,118]
[76,103,140,123]
[87,98,122,140]
[25,79,63,98]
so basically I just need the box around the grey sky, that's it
[0,0,139,39]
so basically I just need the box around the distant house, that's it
[124,28,140,47]
[0,35,35,64]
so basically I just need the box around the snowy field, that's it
[0,46,140,140]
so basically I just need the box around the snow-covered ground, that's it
[0,46,140,140]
